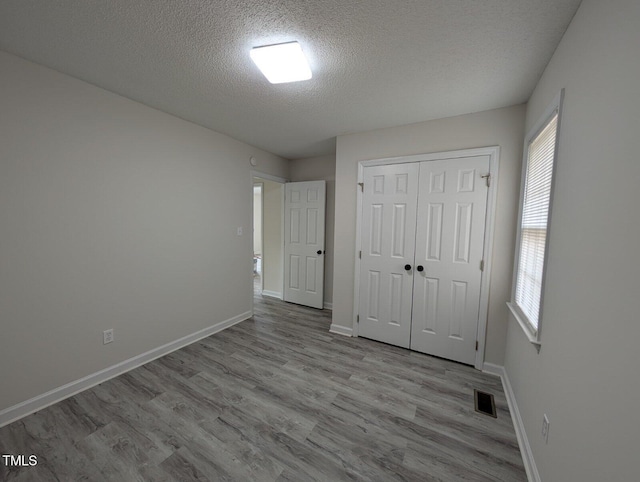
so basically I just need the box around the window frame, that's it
[508,89,564,347]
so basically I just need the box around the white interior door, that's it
[358,163,419,348]
[284,181,326,309]
[410,156,490,364]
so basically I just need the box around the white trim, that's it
[323,301,333,310]
[280,184,286,299]
[509,89,564,346]
[253,181,264,291]
[329,323,353,337]
[353,146,500,370]
[0,311,251,428]
[356,146,502,168]
[352,161,364,337]
[474,147,500,369]
[250,170,288,184]
[482,363,541,482]
[251,171,287,313]
[507,302,542,348]
[261,290,283,299]
[481,362,504,377]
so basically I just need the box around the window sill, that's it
[507,302,541,350]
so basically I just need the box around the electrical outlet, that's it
[103,329,114,345]
[542,414,550,443]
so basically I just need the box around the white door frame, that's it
[250,170,288,311]
[253,182,264,292]
[352,146,500,370]
[283,181,326,309]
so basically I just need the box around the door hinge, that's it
[356,314,360,323]
[481,173,491,187]
[358,182,364,192]
[480,260,485,271]
[359,250,362,259]
[475,340,479,351]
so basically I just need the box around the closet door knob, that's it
[317,250,323,255]
[404,264,412,271]
[417,265,424,272]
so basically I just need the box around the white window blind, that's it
[514,112,558,332]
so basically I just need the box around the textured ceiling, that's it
[0,0,582,159]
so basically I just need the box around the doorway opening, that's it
[251,173,286,305]
[253,182,263,294]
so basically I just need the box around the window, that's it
[509,91,563,345]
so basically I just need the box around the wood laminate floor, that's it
[0,281,526,481]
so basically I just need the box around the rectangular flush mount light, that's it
[250,41,312,84]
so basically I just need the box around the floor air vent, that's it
[474,389,497,418]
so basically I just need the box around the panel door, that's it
[410,156,490,364]
[284,181,326,309]
[358,163,419,348]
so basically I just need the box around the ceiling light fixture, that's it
[250,41,312,84]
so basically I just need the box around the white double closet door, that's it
[358,156,490,365]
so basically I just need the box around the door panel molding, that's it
[410,156,489,365]
[358,163,419,348]
[284,181,326,309]
[353,147,500,369]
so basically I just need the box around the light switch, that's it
[237,227,243,236]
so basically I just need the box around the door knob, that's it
[404,264,412,271]
[317,250,323,255]
[417,265,424,272]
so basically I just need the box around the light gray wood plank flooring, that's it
[0,286,526,481]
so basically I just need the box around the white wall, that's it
[290,155,336,307]
[333,105,525,364]
[0,51,288,413]
[253,185,262,256]
[261,179,284,297]
[504,1,640,480]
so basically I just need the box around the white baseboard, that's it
[261,290,282,299]
[483,363,541,482]
[260,291,329,309]
[0,311,251,428]
[481,362,504,377]
[329,323,353,337]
